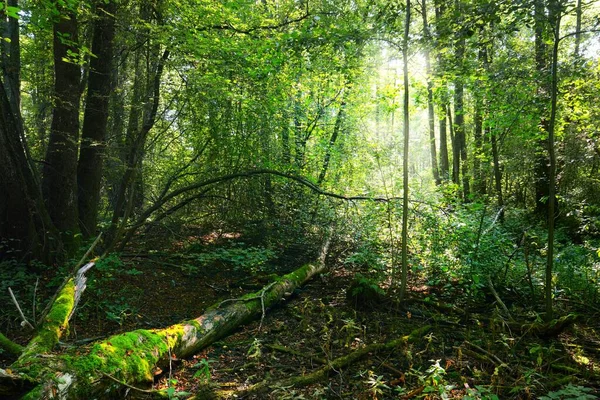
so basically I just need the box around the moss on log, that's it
[516,313,581,337]
[0,332,23,356]
[3,239,331,399]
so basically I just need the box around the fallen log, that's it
[0,332,23,356]
[2,238,331,399]
[238,325,432,398]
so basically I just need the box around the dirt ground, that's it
[3,232,600,399]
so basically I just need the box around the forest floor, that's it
[3,231,600,399]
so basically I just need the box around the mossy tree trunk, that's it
[1,240,330,399]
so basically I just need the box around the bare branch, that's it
[8,288,34,330]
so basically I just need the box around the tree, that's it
[421,0,440,186]
[41,1,82,248]
[77,0,117,238]
[399,0,411,300]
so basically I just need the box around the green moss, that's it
[14,280,76,370]
[21,385,43,400]
[73,329,171,383]
[36,280,76,348]
[0,331,23,355]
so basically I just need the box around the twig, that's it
[483,207,505,236]
[74,232,103,272]
[100,372,158,394]
[218,281,278,332]
[8,288,34,329]
[33,277,39,323]
[463,340,512,372]
[486,275,513,321]
[218,281,278,308]
[257,281,279,332]
[265,343,327,364]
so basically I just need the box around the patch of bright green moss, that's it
[73,329,171,382]
[14,280,75,369]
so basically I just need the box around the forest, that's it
[1,0,600,398]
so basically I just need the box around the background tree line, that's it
[0,0,598,306]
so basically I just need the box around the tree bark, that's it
[317,96,346,185]
[545,1,561,322]
[42,6,82,243]
[422,0,440,186]
[77,0,117,238]
[2,0,20,113]
[0,78,56,261]
[438,93,450,180]
[399,0,410,300]
[534,0,551,216]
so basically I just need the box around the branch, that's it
[241,326,431,397]
[8,288,34,330]
[199,6,311,36]
[0,331,23,356]
[114,168,446,250]
[559,28,600,42]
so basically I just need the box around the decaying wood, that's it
[0,332,23,356]
[0,367,35,397]
[513,313,581,337]
[239,325,431,397]
[0,237,332,399]
[265,343,327,365]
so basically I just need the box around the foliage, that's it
[538,384,598,400]
[464,385,500,400]
[77,254,142,327]
[0,260,39,328]
[185,243,277,274]
[191,358,215,382]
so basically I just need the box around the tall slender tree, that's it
[399,0,411,301]
[421,0,440,185]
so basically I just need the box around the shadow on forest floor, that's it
[3,231,600,399]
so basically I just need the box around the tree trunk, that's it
[534,0,551,216]
[77,0,117,238]
[2,239,331,399]
[422,0,440,186]
[473,99,485,196]
[545,1,561,322]
[104,47,170,252]
[42,8,82,244]
[438,94,450,180]
[434,0,450,182]
[2,0,20,113]
[317,95,346,185]
[449,104,460,186]
[574,0,582,58]
[0,79,56,261]
[491,129,504,222]
[399,0,411,300]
